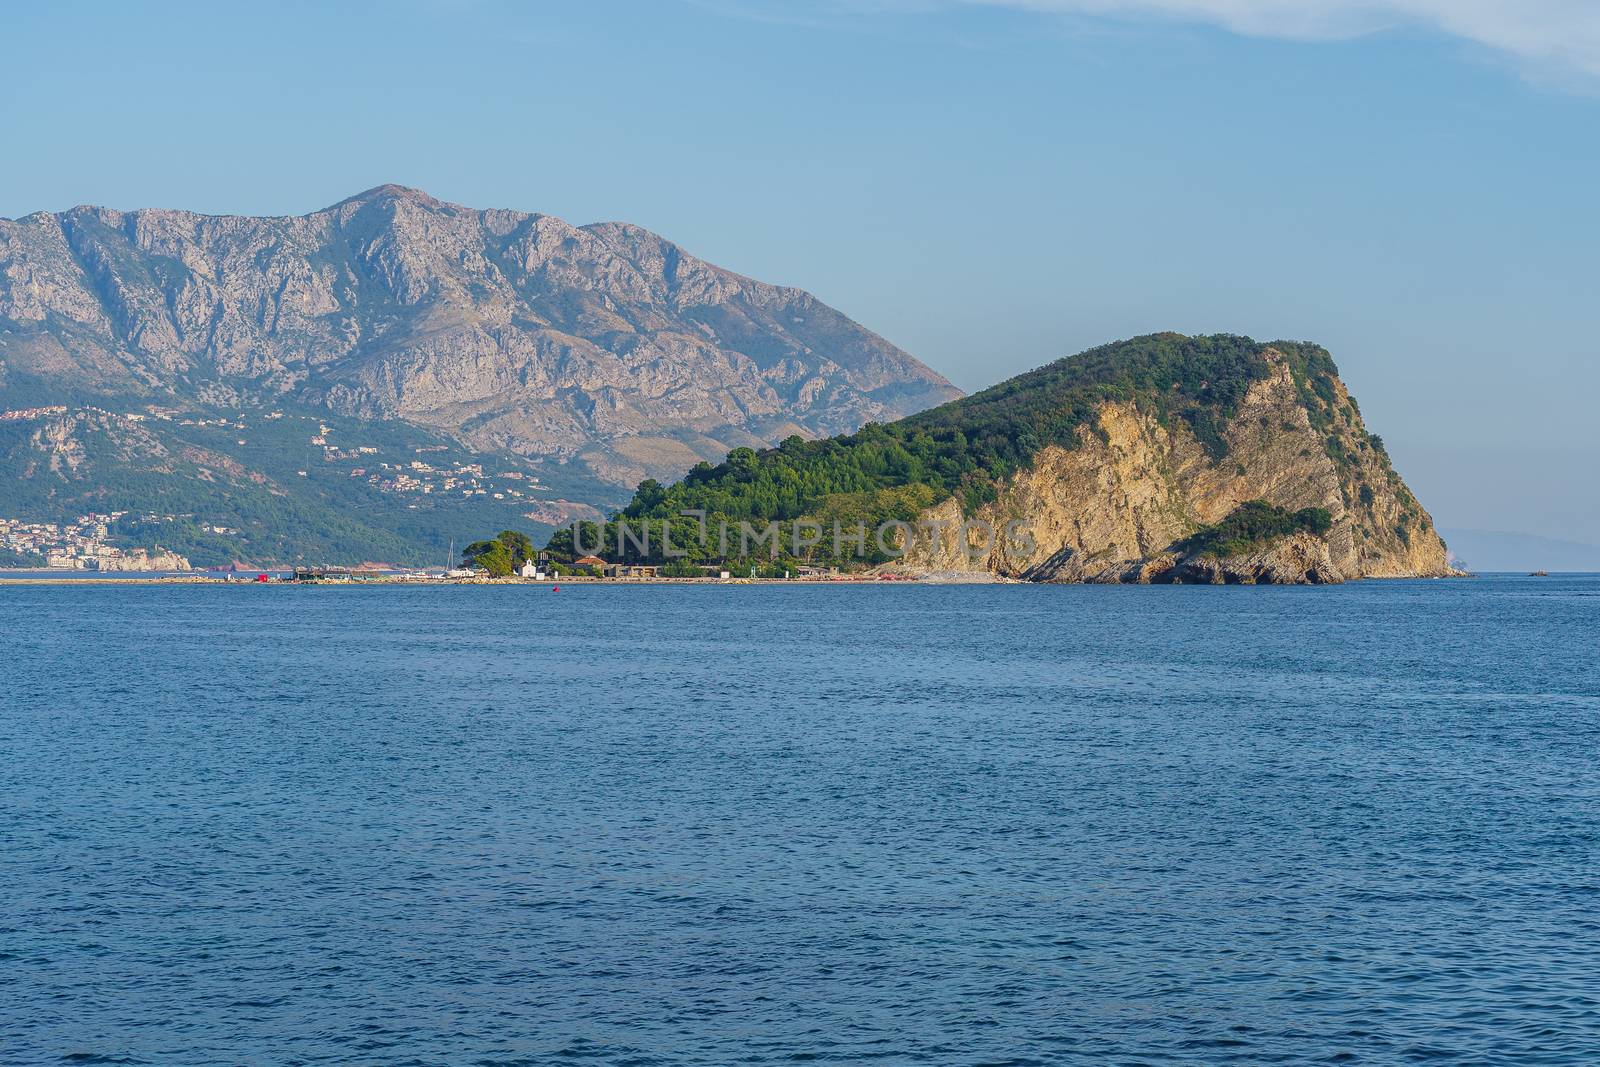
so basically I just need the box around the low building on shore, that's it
[291,566,387,583]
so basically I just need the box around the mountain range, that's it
[0,187,959,565]
[0,185,957,487]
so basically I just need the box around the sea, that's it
[3,576,1597,1065]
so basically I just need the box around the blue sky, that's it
[5,0,1597,545]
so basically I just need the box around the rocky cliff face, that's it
[1101,532,1348,585]
[903,348,1453,581]
[90,547,191,572]
[0,185,959,488]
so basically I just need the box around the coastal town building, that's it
[0,405,68,422]
[1,512,190,571]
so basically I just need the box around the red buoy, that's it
[552,584,559,592]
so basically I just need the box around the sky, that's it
[4,0,1597,546]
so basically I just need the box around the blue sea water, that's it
[2,577,1598,1065]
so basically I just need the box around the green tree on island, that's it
[1176,501,1333,559]
[462,530,535,577]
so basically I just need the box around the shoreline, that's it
[0,570,1514,587]
[0,572,989,586]
[0,578,940,587]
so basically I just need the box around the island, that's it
[466,334,1458,585]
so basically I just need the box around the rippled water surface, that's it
[4,577,1599,1064]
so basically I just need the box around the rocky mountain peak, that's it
[338,183,439,205]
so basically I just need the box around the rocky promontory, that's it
[586,333,1458,585]
[902,341,1455,583]
[1094,530,1346,585]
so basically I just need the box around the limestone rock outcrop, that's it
[902,348,1454,582]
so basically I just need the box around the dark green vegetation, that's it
[0,405,621,567]
[545,334,1348,567]
[462,531,535,578]
[1175,501,1334,559]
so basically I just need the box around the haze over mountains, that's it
[1439,529,1600,574]
[0,185,958,489]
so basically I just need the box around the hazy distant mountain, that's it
[0,185,960,489]
[1440,529,1600,573]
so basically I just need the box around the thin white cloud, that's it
[956,0,1600,80]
